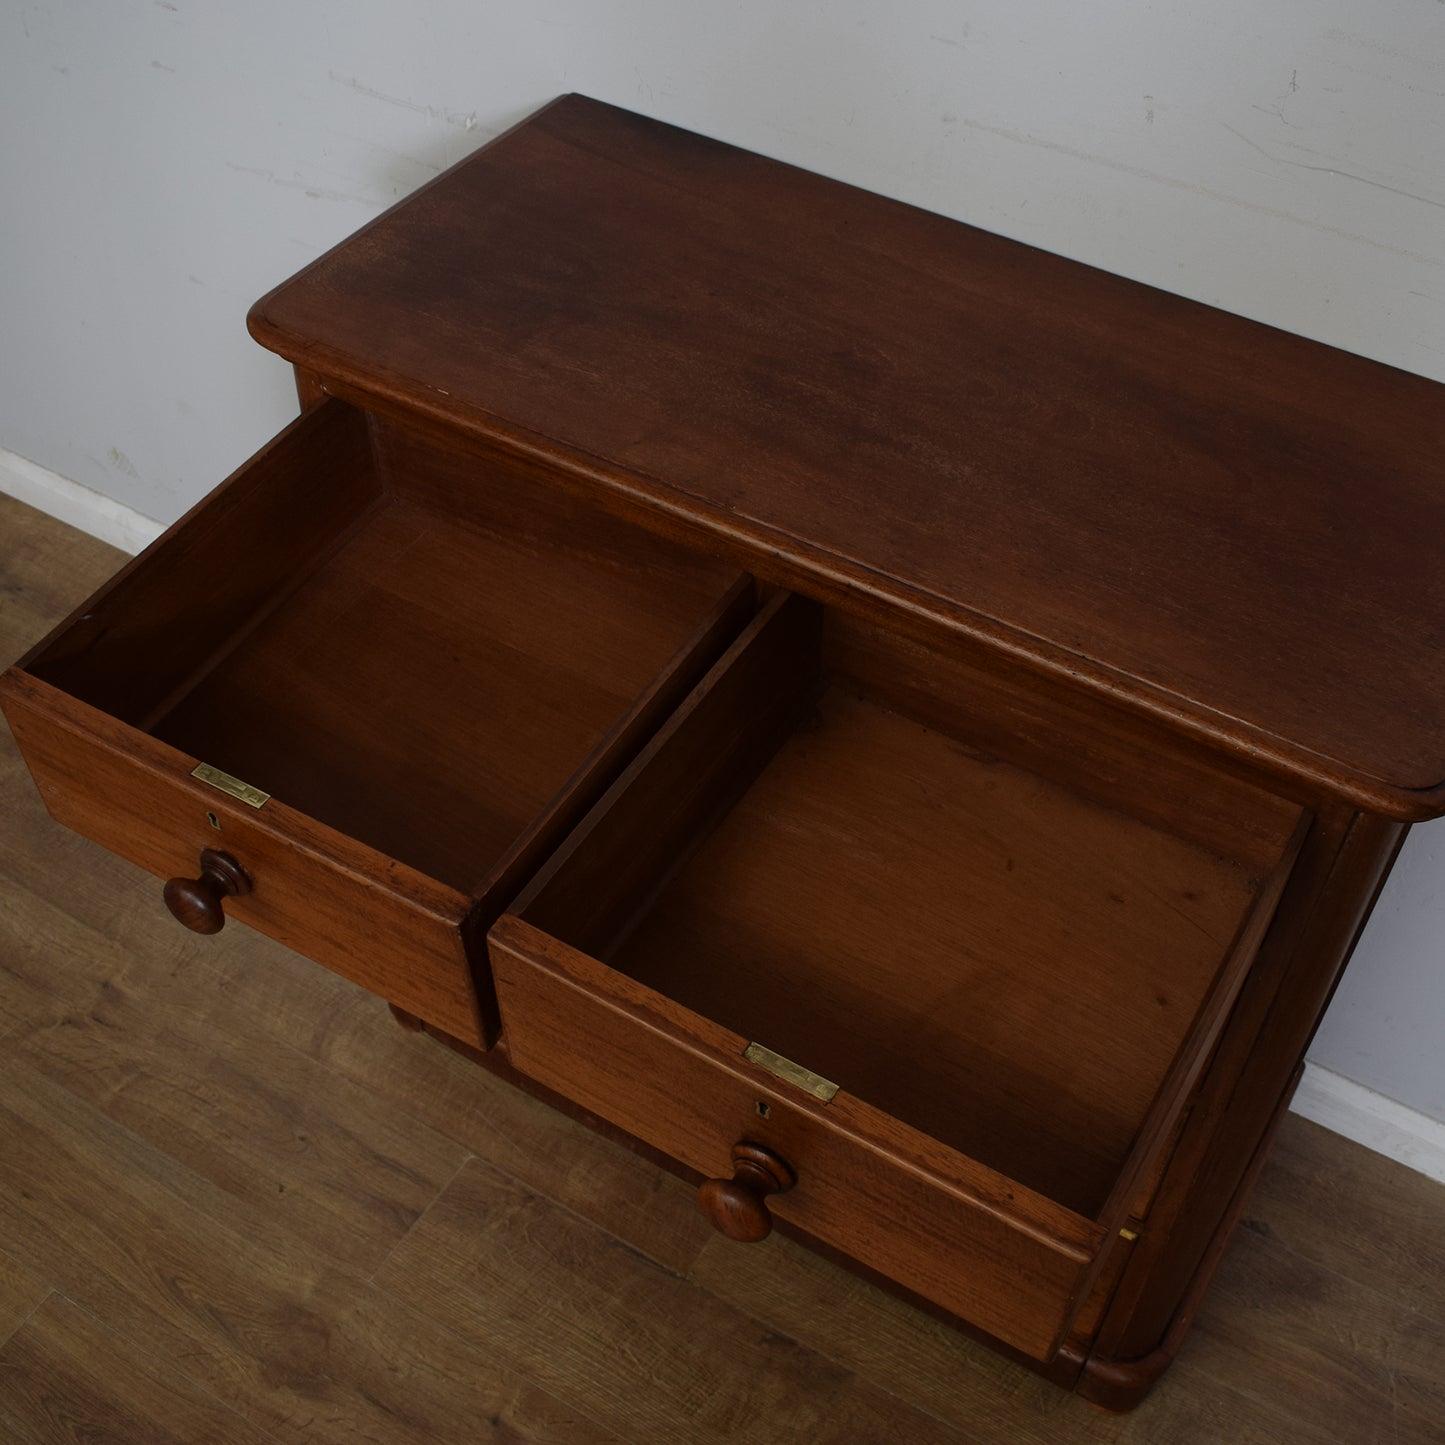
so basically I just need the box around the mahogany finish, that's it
[1,399,755,1044]
[251,95,1445,818]
[163,848,251,934]
[489,590,1305,1363]
[490,913,1108,1363]
[22,400,378,734]
[2,94,1440,1410]
[3,671,482,1041]
[697,1143,796,1244]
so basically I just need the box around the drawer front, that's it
[490,915,1108,1363]
[2,672,483,1043]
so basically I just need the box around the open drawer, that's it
[489,592,1307,1361]
[0,399,754,1046]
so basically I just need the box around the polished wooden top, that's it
[249,94,1445,816]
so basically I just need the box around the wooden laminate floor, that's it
[1,491,1443,1444]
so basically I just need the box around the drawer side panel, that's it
[21,399,380,730]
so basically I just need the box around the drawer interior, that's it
[23,400,749,895]
[506,592,1304,1222]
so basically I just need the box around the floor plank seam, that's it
[676,1255,1020,1443]
[0,1288,57,1356]
[371,1156,927,1442]
[365,1152,478,1286]
[478,1148,705,1282]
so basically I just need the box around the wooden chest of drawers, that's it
[4,94,1441,1408]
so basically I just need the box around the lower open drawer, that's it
[490,591,1306,1360]
[1,398,753,1045]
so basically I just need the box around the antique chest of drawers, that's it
[4,95,1442,1408]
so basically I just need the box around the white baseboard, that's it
[1291,1063,1445,1184]
[0,447,164,555]
[5,445,1445,1186]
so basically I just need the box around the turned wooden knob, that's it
[697,1142,796,1242]
[163,849,252,934]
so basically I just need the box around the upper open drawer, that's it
[490,591,1307,1360]
[1,399,753,1044]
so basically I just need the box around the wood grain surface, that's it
[249,95,1445,817]
[502,587,1295,1222]
[2,398,755,1046]
[148,413,743,893]
[3,493,1441,1441]
[0,1295,279,1445]
[2,672,485,1045]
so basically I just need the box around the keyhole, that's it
[206,811,221,830]
[755,1100,771,1119]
